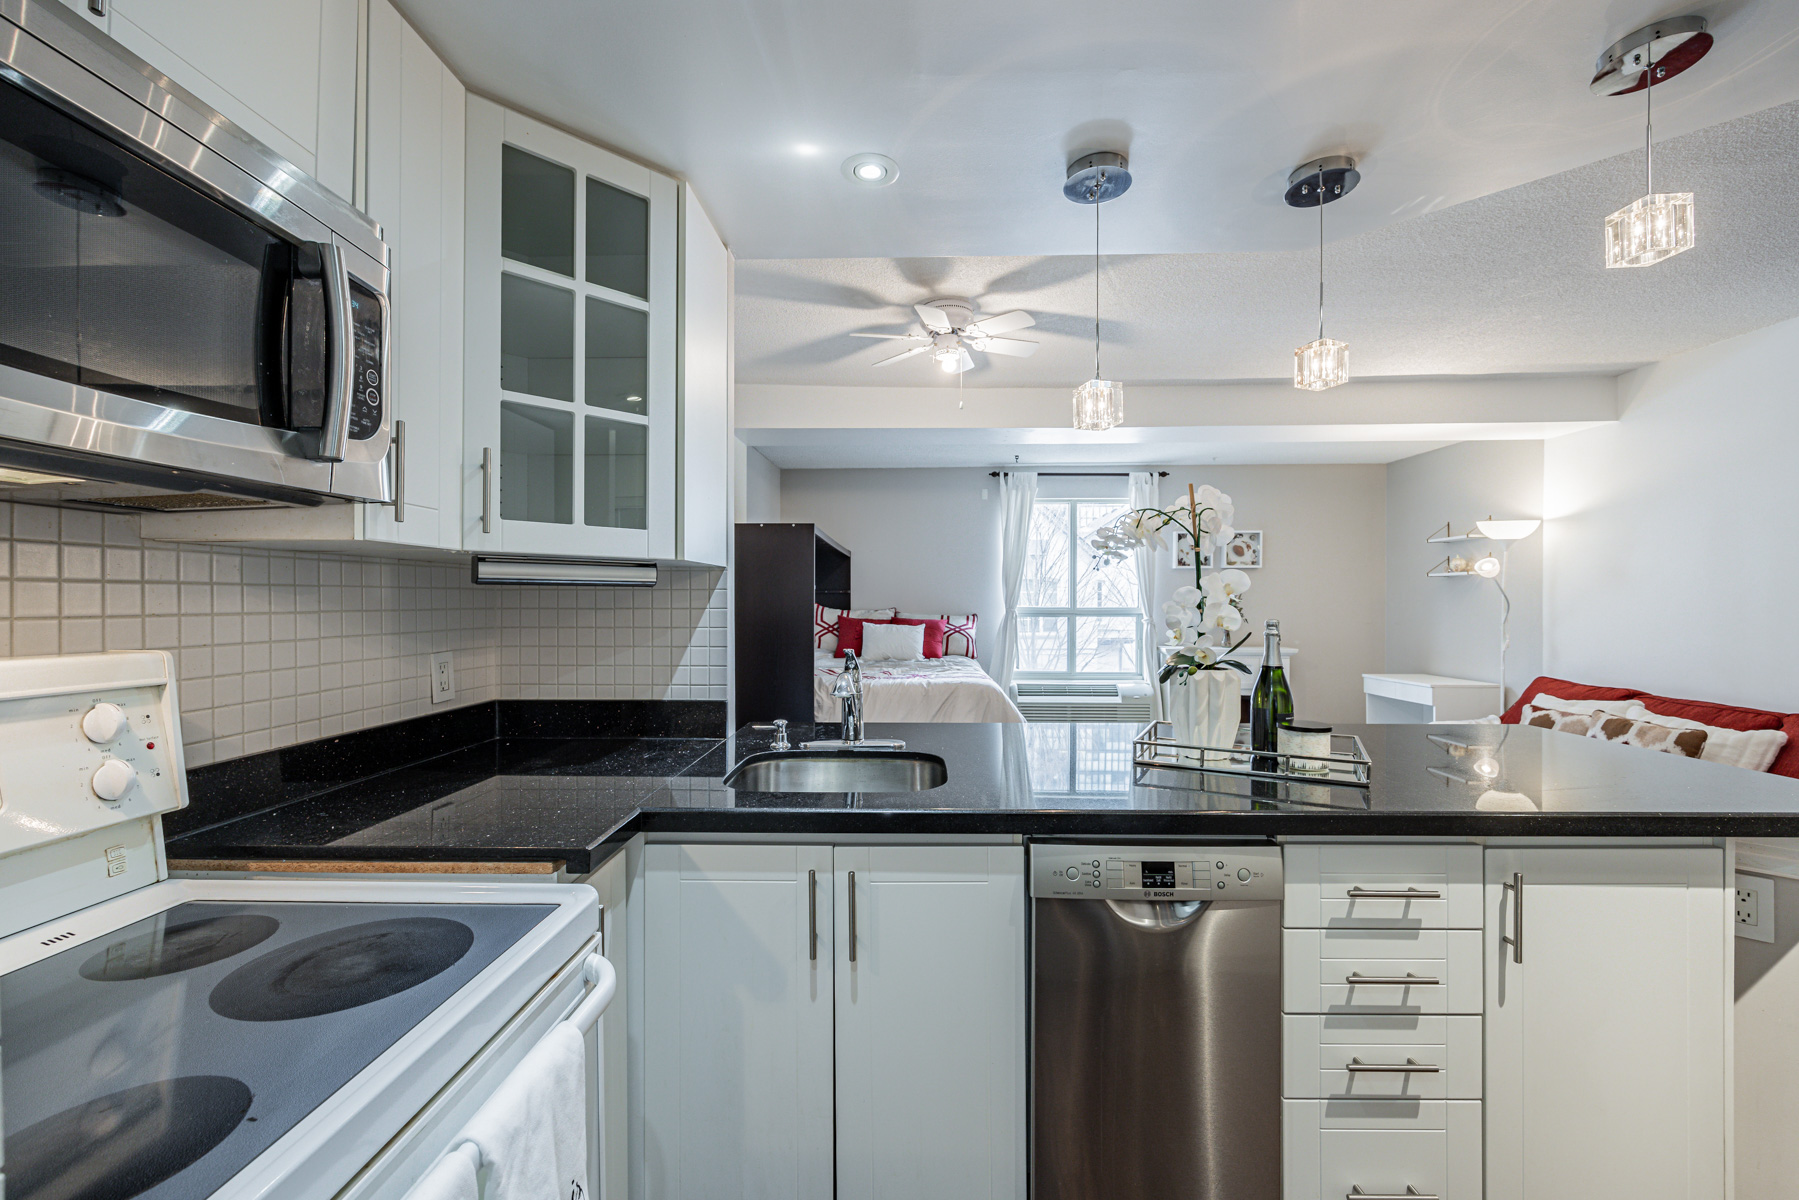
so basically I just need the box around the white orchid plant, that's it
[1089,484,1254,683]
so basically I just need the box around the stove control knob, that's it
[92,758,138,802]
[82,703,128,744]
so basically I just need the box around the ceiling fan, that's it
[852,299,1038,373]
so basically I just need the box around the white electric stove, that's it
[0,652,601,1200]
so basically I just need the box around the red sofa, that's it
[1502,676,1799,779]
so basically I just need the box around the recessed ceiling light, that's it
[841,153,899,186]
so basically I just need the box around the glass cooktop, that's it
[1,899,552,1200]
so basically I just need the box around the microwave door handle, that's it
[314,242,355,462]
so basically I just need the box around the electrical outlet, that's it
[1735,872,1774,943]
[430,652,456,705]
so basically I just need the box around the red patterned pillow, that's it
[835,616,893,657]
[890,617,948,658]
[897,612,976,657]
[814,604,842,652]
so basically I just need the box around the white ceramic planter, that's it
[1161,668,1242,765]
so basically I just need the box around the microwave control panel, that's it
[1031,843,1282,901]
[347,279,385,441]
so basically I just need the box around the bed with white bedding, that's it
[813,651,1025,724]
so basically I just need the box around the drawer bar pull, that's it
[1348,1188,1437,1200]
[1345,1057,1441,1073]
[1345,887,1442,900]
[1344,972,1441,987]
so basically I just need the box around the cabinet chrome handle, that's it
[1345,972,1441,987]
[87,0,104,15]
[1346,887,1441,900]
[847,869,857,964]
[1348,1188,1437,1200]
[391,419,406,522]
[1346,1057,1441,1073]
[1503,871,1524,963]
[480,446,494,534]
[808,869,817,962]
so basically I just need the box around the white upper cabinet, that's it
[86,0,359,200]
[1483,846,1728,1200]
[464,98,678,561]
[358,0,464,551]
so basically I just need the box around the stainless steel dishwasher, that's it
[1031,843,1283,1200]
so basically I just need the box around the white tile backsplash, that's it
[0,502,728,767]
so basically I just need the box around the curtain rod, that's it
[988,471,1169,478]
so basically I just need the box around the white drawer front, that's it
[1284,929,1482,1015]
[1283,1015,1482,1100]
[1285,845,1484,930]
[1283,1100,1481,1200]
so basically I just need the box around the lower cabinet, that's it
[642,842,1026,1200]
[1483,846,1728,1200]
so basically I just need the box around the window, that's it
[1017,499,1142,678]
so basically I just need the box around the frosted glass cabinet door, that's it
[642,844,835,1200]
[1483,847,1728,1200]
[834,845,1028,1200]
[463,99,675,557]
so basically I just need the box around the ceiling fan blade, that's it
[980,337,1039,358]
[915,303,953,331]
[874,345,931,366]
[965,310,1035,336]
[956,348,975,373]
[849,332,921,339]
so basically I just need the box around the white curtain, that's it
[1128,470,1162,719]
[996,471,1039,692]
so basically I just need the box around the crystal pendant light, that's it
[1287,157,1357,391]
[1604,41,1694,267]
[1065,152,1129,431]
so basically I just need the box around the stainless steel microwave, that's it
[0,0,391,511]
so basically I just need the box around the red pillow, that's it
[834,616,891,657]
[890,617,947,658]
[1633,694,1785,732]
[1500,676,1645,724]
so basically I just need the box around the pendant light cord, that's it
[1644,45,1655,195]
[1093,185,1102,380]
[1316,166,1326,342]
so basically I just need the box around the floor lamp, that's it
[1470,519,1542,710]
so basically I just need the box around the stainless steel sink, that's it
[723,750,948,793]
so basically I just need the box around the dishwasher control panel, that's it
[1031,843,1282,901]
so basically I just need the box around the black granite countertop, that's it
[164,716,1799,874]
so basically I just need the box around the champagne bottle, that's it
[1250,619,1295,756]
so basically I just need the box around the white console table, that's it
[1362,673,1502,723]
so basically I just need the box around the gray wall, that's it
[742,446,782,523]
[1384,441,1545,709]
[780,464,1386,721]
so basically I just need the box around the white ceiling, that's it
[400,0,1799,259]
[735,98,1799,387]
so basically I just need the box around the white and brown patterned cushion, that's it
[1521,703,1602,737]
[896,611,977,658]
[1586,713,1709,759]
[1619,704,1788,772]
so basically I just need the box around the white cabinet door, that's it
[834,845,1027,1200]
[360,0,464,550]
[676,186,729,568]
[101,0,358,198]
[463,100,677,559]
[642,843,834,1200]
[1484,846,1728,1200]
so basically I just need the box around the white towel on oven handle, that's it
[456,1019,591,1200]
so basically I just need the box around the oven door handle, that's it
[314,241,355,462]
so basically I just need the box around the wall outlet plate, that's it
[1735,872,1774,943]
[430,652,456,705]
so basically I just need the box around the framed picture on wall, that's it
[1171,529,1214,570]
[1221,530,1263,569]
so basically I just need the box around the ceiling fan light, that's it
[1072,379,1124,431]
[1604,192,1694,267]
[1293,337,1349,391]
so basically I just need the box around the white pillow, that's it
[861,621,926,662]
[1619,703,1788,772]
